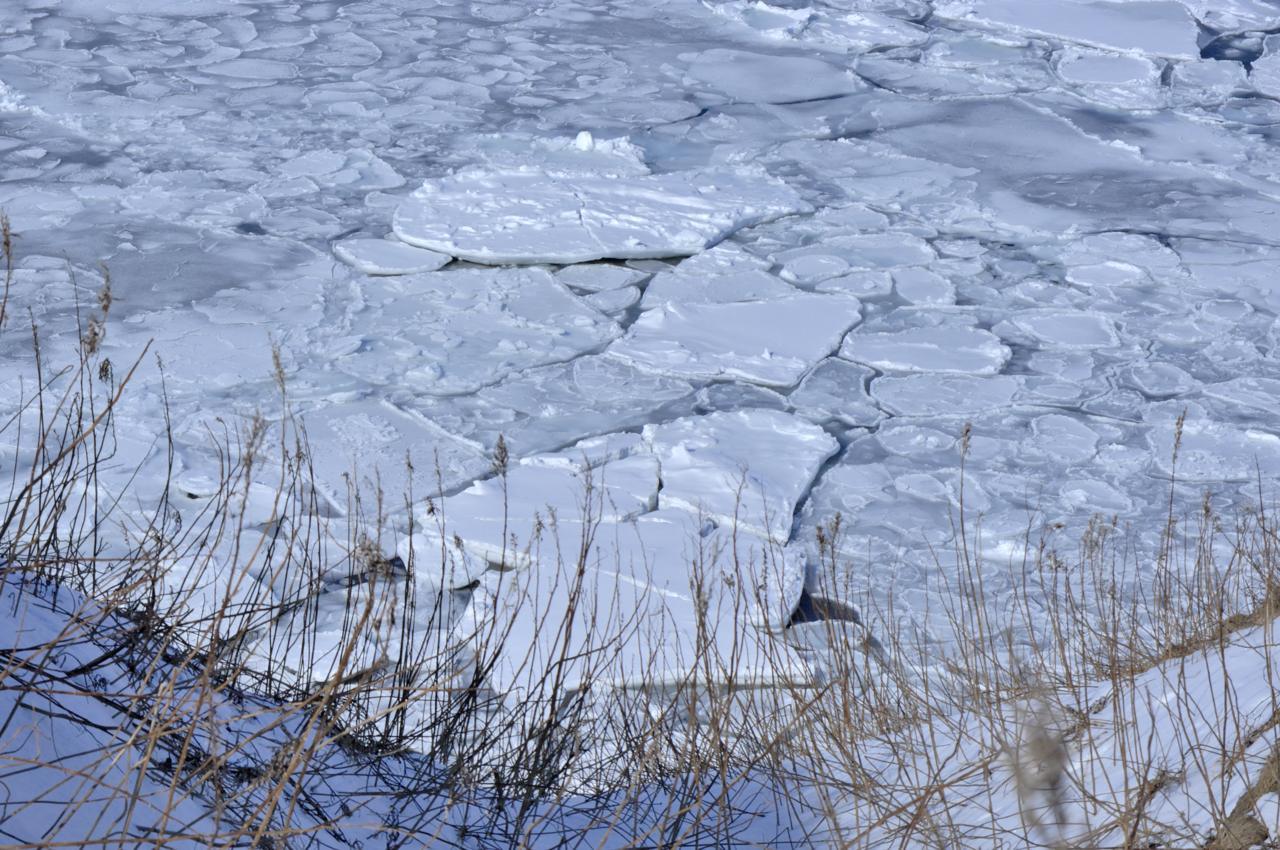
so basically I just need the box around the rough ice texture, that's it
[393,166,811,265]
[789,358,883,426]
[871,374,1023,416]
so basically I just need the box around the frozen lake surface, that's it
[4,0,1280,683]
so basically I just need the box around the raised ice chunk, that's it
[301,399,490,507]
[642,409,839,539]
[451,132,652,177]
[640,242,790,306]
[398,356,696,461]
[705,1,814,40]
[708,0,929,51]
[1204,377,1280,414]
[554,263,649,293]
[609,293,861,387]
[939,0,1200,58]
[1127,362,1197,398]
[333,238,450,275]
[1148,419,1280,482]
[584,285,641,314]
[393,165,810,265]
[816,271,895,300]
[806,10,931,51]
[789,358,883,426]
[454,509,810,700]
[1003,309,1120,349]
[1060,478,1134,514]
[643,268,795,308]
[778,253,851,284]
[1027,413,1100,465]
[275,149,404,190]
[1055,48,1163,107]
[773,231,936,271]
[876,421,959,458]
[681,48,864,103]
[407,452,661,572]
[893,268,957,305]
[1058,51,1159,85]
[1063,232,1185,277]
[842,326,1010,375]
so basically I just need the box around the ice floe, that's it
[642,409,839,539]
[893,268,957,305]
[300,399,491,507]
[1148,419,1280,482]
[453,508,810,699]
[681,48,865,103]
[871,374,1023,417]
[645,265,795,306]
[405,448,661,573]
[789,358,883,427]
[332,237,450,275]
[400,355,696,459]
[554,262,649,293]
[842,325,1010,375]
[938,0,1201,58]
[608,292,861,387]
[999,309,1121,349]
[333,267,621,396]
[393,153,810,264]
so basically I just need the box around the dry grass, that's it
[770,416,1280,850]
[4,221,1280,849]
[0,221,809,847]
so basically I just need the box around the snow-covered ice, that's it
[5,0,1280,719]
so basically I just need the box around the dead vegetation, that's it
[4,222,1280,849]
